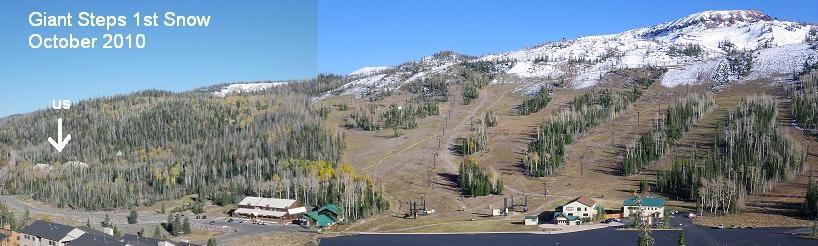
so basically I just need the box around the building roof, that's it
[318,204,341,215]
[235,208,287,218]
[238,196,296,209]
[567,196,597,207]
[123,234,202,246]
[552,212,578,221]
[623,197,665,207]
[288,206,307,215]
[304,212,337,227]
[122,234,161,246]
[524,215,538,220]
[68,231,127,246]
[20,220,79,242]
[238,196,263,206]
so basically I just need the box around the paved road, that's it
[0,195,167,223]
[322,213,818,246]
[321,228,818,246]
[0,195,312,244]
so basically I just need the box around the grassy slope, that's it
[320,70,818,232]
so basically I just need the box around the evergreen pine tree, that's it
[153,224,163,238]
[172,215,182,235]
[112,225,122,239]
[182,216,191,234]
[678,229,686,246]
[22,209,31,226]
[638,226,655,246]
[127,209,138,224]
[101,214,111,227]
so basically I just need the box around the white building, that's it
[235,196,307,221]
[558,196,599,220]
[623,197,666,224]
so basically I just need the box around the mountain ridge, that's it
[306,9,816,100]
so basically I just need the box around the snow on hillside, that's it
[484,9,814,88]
[639,10,812,51]
[318,51,470,99]
[213,82,286,97]
[746,43,817,80]
[318,10,816,99]
[349,66,392,76]
[661,59,722,87]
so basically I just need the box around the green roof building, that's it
[623,197,665,207]
[304,204,344,228]
[622,197,666,223]
[552,211,580,225]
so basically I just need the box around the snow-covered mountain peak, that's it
[670,10,771,29]
[318,10,817,100]
[640,10,772,38]
[634,9,810,51]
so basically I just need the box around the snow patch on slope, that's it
[661,59,722,87]
[319,10,815,96]
[213,82,286,97]
[349,66,392,76]
[746,43,818,80]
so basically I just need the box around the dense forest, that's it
[0,82,389,221]
[348,102,439,131]
[656,96,805,215]
[483,110,498,128]
[712,40,754,84]
[518,86,552,115]
[458,158,503,197]
[792,68,817,138]
[804,177,818,217]
[620,93,715,175]
[523,89,641,176]
[460,127,488,156]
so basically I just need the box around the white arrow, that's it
[47,118,72,152]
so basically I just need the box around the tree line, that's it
[792,68,817,138]
[347,102,440,131]
[0,87,389,222]
[712,40,754,85]
[518,85,552,115]
[523,89,641,176]
[620,93,715,175]
[458,158,503,197]
[656,96,806,215]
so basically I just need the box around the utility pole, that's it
[413,201,417,219]
[427,170,432,187]
[433,151,439,169]
[611,132,616,154]
[580,153,586,179]
[543,182,548,197]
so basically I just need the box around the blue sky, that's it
[3,0,818,117]
[0,0,317,117]
[319,0,818,74]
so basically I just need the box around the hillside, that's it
[1,9,818,233]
